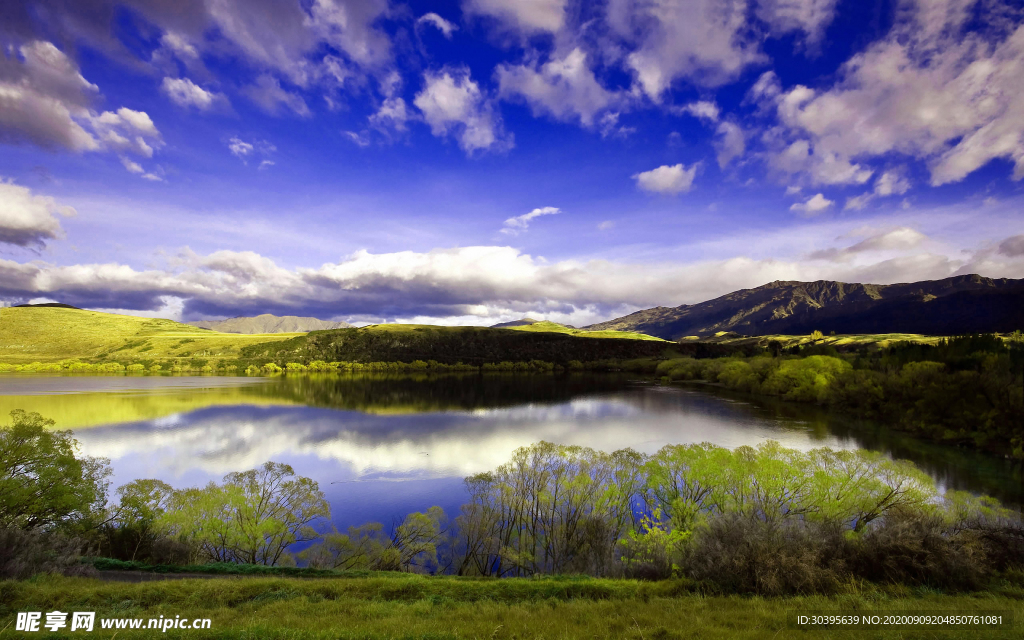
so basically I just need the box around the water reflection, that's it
[2,374,1020,530]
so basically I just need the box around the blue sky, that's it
[1,0,1023,325]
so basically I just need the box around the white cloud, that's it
[368,97,410,132]
[808,227,929,261]
[999,235,1024,257]
[610,0,766,99]
[0,41,162,159]
[675,101,720,122]
[844,168,912,210]
[501,206,560,235]
[160,77,228,111]
[341,130,371,147]
[633,163,699,195]
[227,136,275,165]
[463,0,567,33]
[4,233,1020,323]
[242,75,311,117]
[597,220,615,231]
[714,121,745,168]
[120,157,144,174]
[228,137,254,158]
[416,13,459,38]
[0,178,76,248]
[756,4,1024,187]
[755,0,840,43]
[258,159,275,170]
[790,192,833,215]
[309,0,393,68]
[414,66,512,154]
[785,185,802,196]
[496,48,621,127]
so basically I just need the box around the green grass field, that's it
[0,307,301,365]
[687,331,947,349]
[2,574,1021,639]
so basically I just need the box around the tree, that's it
[106,479,174,561]
[0,410,110,530]
[159,462,329,565]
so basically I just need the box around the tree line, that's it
[3,409,1022,594]
[658,334,1024,459]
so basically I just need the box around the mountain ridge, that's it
[585,274,1024,340]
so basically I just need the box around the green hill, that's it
[0,306,300,365]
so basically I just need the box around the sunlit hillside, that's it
[0,307,301,364]
[506,320,666,341]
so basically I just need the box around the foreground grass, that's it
[2,574,1022,639]
[0,307,299,365]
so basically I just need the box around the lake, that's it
[1,373,1021,535]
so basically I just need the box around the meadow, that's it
[3,573,1021,639]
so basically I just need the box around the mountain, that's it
[491,317,542,328]
[188,314,352,334]
[585,274,1024,340]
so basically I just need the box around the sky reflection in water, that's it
[2,374,1020,529]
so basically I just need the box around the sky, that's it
[1,0,1023,326]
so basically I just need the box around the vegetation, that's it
[5,574,1022,640]
[506,320,666,341]
[656,334,1024,458]
[3,409,1024,638]
[0,306,299,365]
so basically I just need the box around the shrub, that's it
[0,528,96,579]
[683,515,850,595]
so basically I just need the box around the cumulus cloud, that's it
[2,235,1018,323]
[0,41,162,158]
[609,0,765,98]
[501,206,560,235]
[242,75,311,117]
[496,49,622,127]
[0,179,76,248]
[414,66,512,154]
[463,0,567,33]
[160,77,228,111]
[633,163,699,195]
[790,192,833,215]
[416,13,459,38]
[755,2,1024,187]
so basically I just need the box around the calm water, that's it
[1,373,1021,533]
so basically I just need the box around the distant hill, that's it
[491,317,542,328]
[13,302,81,309]
[188,314,352,334]
[586,274,1024,340]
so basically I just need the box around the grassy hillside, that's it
[4,574,1020,639]
[507,320,665,341]
[241,324,690,366]
[0,307,301,364]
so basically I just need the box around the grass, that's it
[506,321,667,341]
[0,307,301,365]
[1,573,1021,639]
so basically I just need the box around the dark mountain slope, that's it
[586,275,1024,340]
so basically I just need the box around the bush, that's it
[682,515,850,595]
[0,528,95,579]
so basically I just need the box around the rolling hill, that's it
[187,314,352,333]
[586,274,1024,340]
[0,306,300,364]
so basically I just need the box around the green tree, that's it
[107,479,174,561]
[0,410,110,530]
[159,462,329,565]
